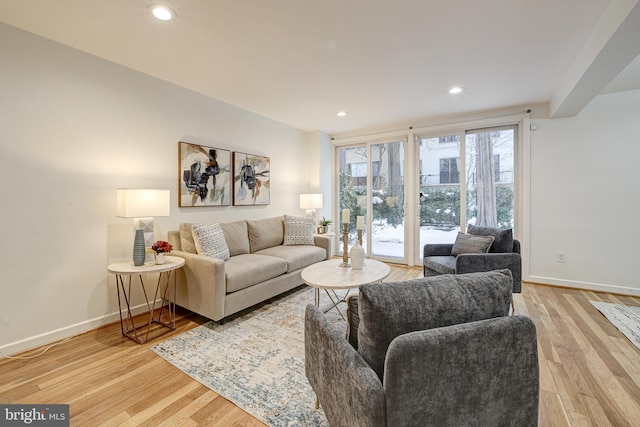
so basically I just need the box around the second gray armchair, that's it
[423,225,522,293]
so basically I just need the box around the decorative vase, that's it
[350,239,365,270]
[155,252,166,265]
[132,229,146,266]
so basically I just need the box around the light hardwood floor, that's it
[1,265,639,426]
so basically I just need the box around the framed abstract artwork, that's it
[233,151,270,205]
[179,142,232,207]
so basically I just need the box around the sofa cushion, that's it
[179,223,199,254]
[192,222,230,261]
[255,245,326,273]
[423,256,456,274]
[219,220,250,256]
[224,254,288,293]
[357,270,513,381]
[467,224,514,253]
[450,232,494,256]
[283,215,315,246]
[247,216,284,252]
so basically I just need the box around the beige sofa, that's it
[167,216,330,322]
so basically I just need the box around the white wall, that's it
[527,89,640,295]
[304,131,334,222]
[0,23,321,355]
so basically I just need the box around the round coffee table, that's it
[301,258,390,319]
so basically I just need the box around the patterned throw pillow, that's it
[283,215,315,246]
[192,222,230,260]
[450,232,495,256]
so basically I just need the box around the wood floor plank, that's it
[156,390,220,427]
[2,267,640,426]
[539,389,570,427]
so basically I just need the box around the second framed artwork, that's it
[233,151,270,205]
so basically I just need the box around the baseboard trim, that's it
[527,275,640,297]
[0,301,161,358]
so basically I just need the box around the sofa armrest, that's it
[171,249,227,321]
[313,235,331,260]
[384,316,538,427]
[455,252,522,292]
[423,243,454,257]
[305,305,385,427]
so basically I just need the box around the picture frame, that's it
[233,151,270,205]
[179,142,232,207]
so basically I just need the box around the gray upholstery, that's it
[304,271,539,427]
[467,224,514,253]
[357,270,513,380]
[423,227,522,293]
[383,316,539,426]
[305,304,385,427]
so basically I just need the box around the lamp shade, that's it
[116,189,170,218]
[299,193,323,210]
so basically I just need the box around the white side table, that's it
[107,256,185,344]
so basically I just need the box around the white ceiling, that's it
[2,0,640,134]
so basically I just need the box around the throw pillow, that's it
[357,270,513,381]
[467,224,514,253]
[283,214,315,246]
[450,232,494,256]
[192,222,230,260]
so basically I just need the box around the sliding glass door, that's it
[338,146,368,256]
[465,127,515,229]
[418,134,463,250]
[418,126,515,259]
[335,122,519,266]
[337,140,406,262]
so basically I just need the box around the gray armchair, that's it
[423,225,522,293]
[305,270,539,427]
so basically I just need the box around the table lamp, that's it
[299,193,323,224]
[117,188,170,266]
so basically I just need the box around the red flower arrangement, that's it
[151,240,172,254]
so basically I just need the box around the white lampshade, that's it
[299,193,323,210]
[116,189,170,218]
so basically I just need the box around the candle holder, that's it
[357,229,366,267]
[339,222,351,267]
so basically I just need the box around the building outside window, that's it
[439,157,460,184]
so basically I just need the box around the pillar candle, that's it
[341,209,350,223]
[356,216,364,230]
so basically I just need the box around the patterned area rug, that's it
[151,286,348,426]
[590,300,640,350]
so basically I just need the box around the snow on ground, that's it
[363,222,460,259]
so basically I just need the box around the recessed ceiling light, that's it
[336,111,347,117]
[149,4,176,21]
[449,86,464,94]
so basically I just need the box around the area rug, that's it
[151,286,349,426]
[590,300,640,350]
